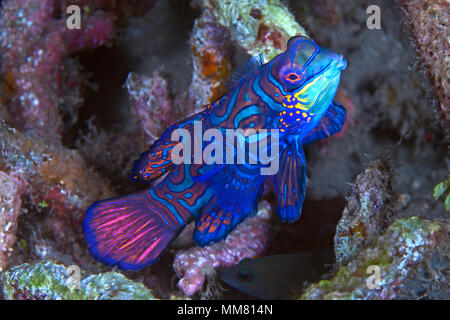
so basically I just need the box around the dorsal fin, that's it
[226,54,265,90]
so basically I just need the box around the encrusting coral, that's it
[398,0,450,131]
[187,0,309,109]
[1,260,156,300]
[302,216,449,300]
[0,171,25,271]
[0,0,157,143]
[126,72,178,143]
[173,202,272,297]
[334,158,395,265]
[0,122,115,268]
[189,6,233,109]
[200,0,308,61]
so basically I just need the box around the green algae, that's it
[1,261,156,300]
[301,217,447,300]
[433,177,450,212]
[202,0,308,61]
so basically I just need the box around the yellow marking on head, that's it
[295,103,309,110]
[294,76,319,99]
[296,111,300,114]
[302,112,307,118]
[289,112,293,116]
[307,117,311,123]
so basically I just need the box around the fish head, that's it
[219,258,281,300]
[219,258,286,300]
[273,36,346,128]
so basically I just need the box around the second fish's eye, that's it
[238,269,254,282]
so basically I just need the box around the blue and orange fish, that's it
[83,36,347,270]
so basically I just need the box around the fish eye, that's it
[237,269,254,282]
[284,72,301,83]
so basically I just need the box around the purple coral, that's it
[0,171,25,271]
[173,204,272,296]
[126,72,176,143]
[0,0,117,143]
[0,0,158,143]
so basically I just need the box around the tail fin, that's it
[83,190,187,270]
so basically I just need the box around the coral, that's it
[0,122,114,267]
[334,158,395,265]
[189,7,233,108]
[186,0,308,110]
[0,0,157,143]
[199,0,308,61]
[301,216,449,300]
[399,0,450,130]
[1,260,156,300]
[81,272,156,300]
[75,124,146,190]
[0,171,25,271]
[0,0,114,143]
[173,201,272,296]
[126,72,177,143]
[0,123,114,214]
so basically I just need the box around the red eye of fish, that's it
[284,72,301,83]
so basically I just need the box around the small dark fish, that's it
[219,249,335,299]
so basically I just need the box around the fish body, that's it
[219,249,335,299]
[83,36,347,270]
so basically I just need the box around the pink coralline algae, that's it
[0,0,116,143]
[0,0,157,143]
[126,72,177,143]
[173,203,272,296]
[0,122,115,267]
[0,171,26,271]
[188,7,233,110]
[399,0,450,130]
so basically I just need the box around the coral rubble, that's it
[0,0,112,142]
[0,123,114,215]
[200,0,308,61]
[189,7,233,108]
[302,216,449,300]
[173,202,272,297]
[0,122,115,267]
[0,171,24,271]
[1,260,156,300]
[399,0,450,130]
[0,0,157,143]
[126,72,177,143]
[187,0,308,109]
[334,158,395,265]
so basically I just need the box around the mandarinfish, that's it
[83,36,347,269]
